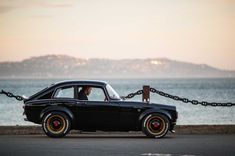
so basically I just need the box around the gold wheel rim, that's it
[47,115,66,134]
[146,116,166,135]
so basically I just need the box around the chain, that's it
[123,88,235,107]
[121,89,144,100]
[1,87,234,106]
[0,90,24,101]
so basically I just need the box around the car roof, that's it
[51,80,108,87]
[24,80,109,102]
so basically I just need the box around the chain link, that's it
[0,90,24,101]
[121,89,143,99]
[123,88,235,107]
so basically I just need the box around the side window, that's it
[77,86,106,101]
[89,87,106,101]
[54,87,74,98]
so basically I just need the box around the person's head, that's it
[83,86,92,95]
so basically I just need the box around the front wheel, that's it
[142,113,169,138]
[42,112,71,138]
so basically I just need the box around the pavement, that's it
[0,133,234,156]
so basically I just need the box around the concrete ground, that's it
[0,133,234,156]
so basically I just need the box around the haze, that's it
[0,0,235,70]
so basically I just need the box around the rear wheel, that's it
[42,112,71,138]
[142,113,169,138]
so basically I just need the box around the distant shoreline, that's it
[1,55,234,78]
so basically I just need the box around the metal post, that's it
[142,85,150,103]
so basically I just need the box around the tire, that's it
[142,113,169,138]
[42,111,71,138]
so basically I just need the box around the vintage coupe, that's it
[23,80,177,138]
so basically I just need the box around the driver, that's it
[77,86,92,100]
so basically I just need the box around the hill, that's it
[0,55,234,78]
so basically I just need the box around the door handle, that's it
[76,101,86,105]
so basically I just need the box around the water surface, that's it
[0,78,234,125]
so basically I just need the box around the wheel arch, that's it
[40,106,74,123]
[138,109,172,128]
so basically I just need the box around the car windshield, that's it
[106,84,121,100]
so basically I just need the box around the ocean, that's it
[0,78,234,125]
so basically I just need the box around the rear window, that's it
[53,86,74,98]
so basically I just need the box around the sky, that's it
[0,0,235,70]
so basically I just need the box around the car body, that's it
[23,80,177,138]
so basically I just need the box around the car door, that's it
[76,86,120,130]
[118,102,140,131]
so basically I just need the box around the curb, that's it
[0,125,234,135]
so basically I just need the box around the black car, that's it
[23,80,177,138]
